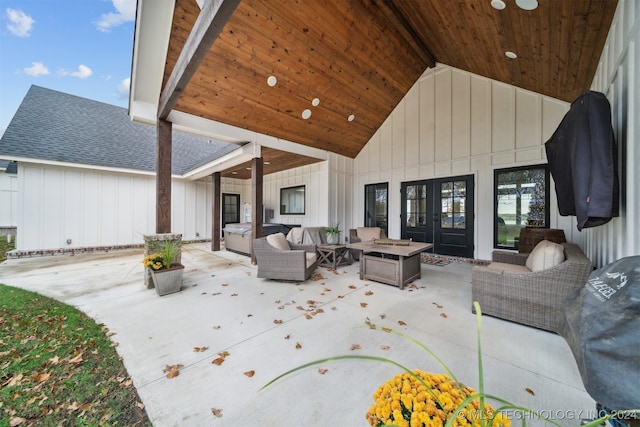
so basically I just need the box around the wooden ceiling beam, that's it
[158,0,241,119]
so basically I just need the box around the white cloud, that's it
[6,8,35,37]
[95,0,136,32]
[117,77,130,99]
[71,65,93,79]
[24,62,49,76]
[59,65,93,79]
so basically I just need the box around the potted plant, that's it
[325,222,341,244]
[142,239,184,296]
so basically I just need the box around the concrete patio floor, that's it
[0,243,597,426]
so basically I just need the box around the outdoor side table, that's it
[316,244,351,269]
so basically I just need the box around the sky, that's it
[0,0,136,136]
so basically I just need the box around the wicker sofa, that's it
[253,233,319,282]
[471,242,593,333]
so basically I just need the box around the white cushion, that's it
[526,240,565,272]
[286,228,304,244]
[305,252,317,267]
[266,233,290,250]
[356,227,381,242]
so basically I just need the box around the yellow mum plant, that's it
[366,370,509,427]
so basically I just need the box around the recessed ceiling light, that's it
[312,98,320,107]
[245,167,251,170]
[505,51,517,59]
[302,109,312,119]
[267,75,277,87]
[264,161,271,165]
[516,0,538,10]
[232,171,238,174]
[491,0,506,10]
[348,114,355,122]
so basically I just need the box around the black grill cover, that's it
[562,256,640,410]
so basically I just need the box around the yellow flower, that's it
[365,370,511,427]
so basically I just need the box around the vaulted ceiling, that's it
[143,0,617,166]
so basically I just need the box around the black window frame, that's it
[364,182,388,235]
[494,164,550,250]
[280,185,306,215]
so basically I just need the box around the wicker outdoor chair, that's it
[253,233,319,282]
[471,242,593,333]
[348,227,387,261]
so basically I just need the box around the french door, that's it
[401,175,474,258]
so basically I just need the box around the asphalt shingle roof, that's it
[0,85,239,175]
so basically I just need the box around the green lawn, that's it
[0,284,150,426]
[0,235,15,262]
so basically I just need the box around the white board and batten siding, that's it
[587,0,640,266]
[354,63,572,261]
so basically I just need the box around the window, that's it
[494,165,550,250]
[280,185,305,215]
[364,183,388,235]
[440,181,467,229]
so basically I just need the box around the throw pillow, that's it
[357,227,381,242]
[526,240,565,272]
[266,233,291,251]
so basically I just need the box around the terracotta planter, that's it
[149,265,184,296]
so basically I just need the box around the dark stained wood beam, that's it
[250,157,263,264]
[156,119,172,233]
[211,172,221,251]
[158,0,240,119]
[381,0,436,68]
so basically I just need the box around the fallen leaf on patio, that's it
[304,313,312,319]
[211,408,223,417]
[111,342,119,347]
[323,287,331,292]
[350,344,361,350]
[380,345,390,350]
[212,358,225,365]
[331,269,339,275]
[382,327,392,333]
[107,331,117,337]
[410,283,418,289]
[525,387,535,396]
[164,364,182,379]
[318,368,328,374]
[295,342,302,349]
[247,314,253,317]
[275,299,281,304]
[222,283,229,286]
[365,290,374,296]
[296,306,305,310]
[398,320,407,326]
[273,319,283,324]
[278,305,284,309]
[231,293,238,297]
[244,370,255,377]
[360,302,368,308]
[307,300,317,305]
[315,308,324,314]
[348,285,357,289]
[212,292,222,296]
[440,313,448,318]
[331,306,337,310]
[36,373,51,383]
[193,346,209,352]
[338,295,344,299]
[9,417,26,426]
[201,292,207,295]
[284,334,291,339]
[219,351,230,358]
[380,314,386,319]
[212,325,221,330]
[311,274,325,281]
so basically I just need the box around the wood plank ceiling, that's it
[163,0,617,163]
